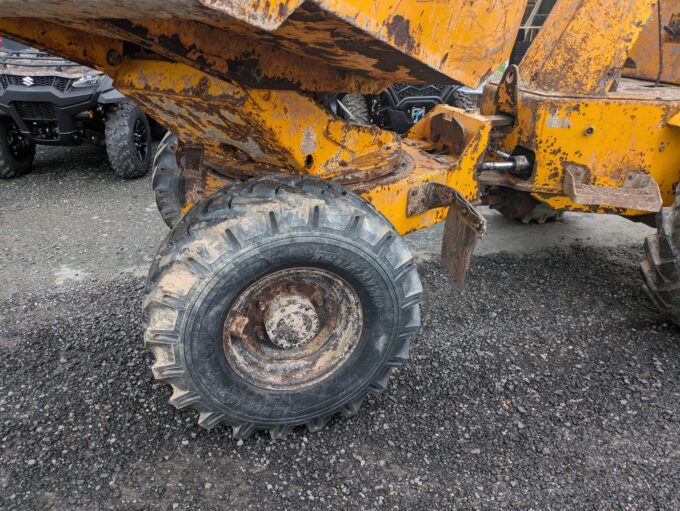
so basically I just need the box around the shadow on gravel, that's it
[1,245,678,510]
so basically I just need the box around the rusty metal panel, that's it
[519,0,657,95]
[0,0,527,89]
[0,18,123,74]
[75,18,388,93]
[625,0,680,85]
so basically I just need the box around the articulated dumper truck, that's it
[1,0,679,438]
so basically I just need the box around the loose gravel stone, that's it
[1,245,678,510]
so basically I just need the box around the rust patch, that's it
[385,15,415,53]
[176,143,205,207]
[329,144,404,185]
[222,267,363,391]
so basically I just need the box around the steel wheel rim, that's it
[222,267,364,391]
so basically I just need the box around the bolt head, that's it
[106,49,122,67]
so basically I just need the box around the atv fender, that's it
[97,89,125,104]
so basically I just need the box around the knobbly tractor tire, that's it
[641,193,680,325]
[0,118,35,179]
[490,188,564,224]
[105,102,152,179]
[339,93,371,125]
[151,133,184,228]
[448,89,476,111]
[144,174,422,438]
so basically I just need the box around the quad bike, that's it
[0,45,163,179]
[2,0,680,438]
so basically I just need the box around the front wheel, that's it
[105,102,152,179]
[144,175,422,438]
[0,118,35,179]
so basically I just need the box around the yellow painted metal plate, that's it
[625,0,680,85]
[0,0,527,88]
[490,78,680,215]
[519,0,656,95]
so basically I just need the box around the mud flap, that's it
[441,192,487,290]
[407,182,486,290]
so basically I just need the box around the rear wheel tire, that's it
[489,188,564,224]
[0,118,35,179]
[105,102,152,179]
[641,190,680,325]
[144,174,422,438]
[448,89,476,111]
[151,133,184,228]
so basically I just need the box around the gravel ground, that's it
[0,145,165,298]
[0,147,679,510]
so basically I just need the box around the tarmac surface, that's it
[0,145,678,510]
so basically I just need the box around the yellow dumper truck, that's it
[1,0,679,437]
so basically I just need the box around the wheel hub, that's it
[264,294,320,349]
[222,268,363,391]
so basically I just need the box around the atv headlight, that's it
[72,74,102,88]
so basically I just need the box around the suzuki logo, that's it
[22,76,34,87]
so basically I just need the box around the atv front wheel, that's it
[0,118,35,179]
[338,93,371,125]
[144,175,422,438]
[448,89,476,111]
[105,102,152,179]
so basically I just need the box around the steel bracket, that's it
[407,182,487,290]
[563,165,662,212]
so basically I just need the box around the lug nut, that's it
[254,327,266,342]
[106,49,122,67]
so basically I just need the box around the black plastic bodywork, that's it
[370,84,469,134]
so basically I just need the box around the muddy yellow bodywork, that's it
[0,0,525,90]
[482,79,680,215]
[480,0,680,218]
[0,0,527,233]
[175,105,492,235]
[626,0,680,85]
[2,0,680,231]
